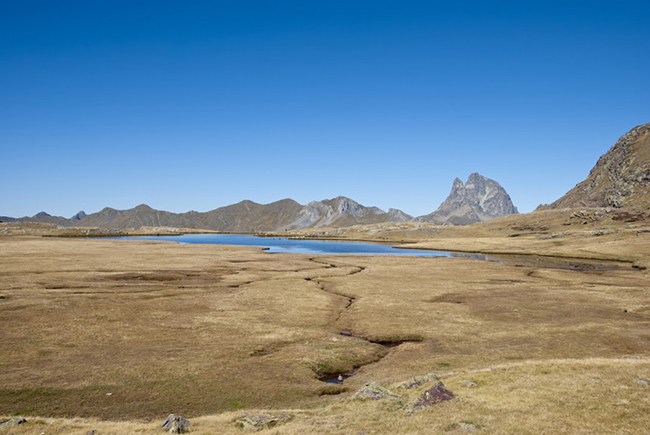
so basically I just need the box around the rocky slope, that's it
[551,122,650,209]
[283,196,401,230]
[415,173,518,225]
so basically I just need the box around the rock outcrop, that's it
[234,413,292,431]
[551,122,650,209]
[351,382,400,400]
[161,414,190,434]
[416,173,518,225]
[407,381,455,414]
[0,417,27,427]
[394,373,438,390]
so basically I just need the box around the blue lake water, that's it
[115,233,457,257]
[111,234,635,270]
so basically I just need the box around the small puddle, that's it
[372,340,421,348]
[318,331,422,384]
[318,369,358,384]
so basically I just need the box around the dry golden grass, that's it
[1,226,650,433]
[3,358,649,434]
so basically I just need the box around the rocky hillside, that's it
[551,122,650,209]
[283,196,411,230]
[415,173,518,225]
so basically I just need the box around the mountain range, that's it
[2,173,518,231]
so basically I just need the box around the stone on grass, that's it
[235,413,292,431]
[394,373,437,389]
[86,430,97,435]
[446,422,481,432]
[408,381,455,414]
[459,422,479,432]
[161,414,190,434]
[636,379,649,386]
[352,382,400,400]
[0,417,26,427]
[459,380,478,388]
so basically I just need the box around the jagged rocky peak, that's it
[386,208,413,222]
[33,211,51,218]
[71,210,87,220]
[416,173,518,225]
[464,172,519,218]
[283,196,393,230]
[323,196,384,217]
[551,122,650,209]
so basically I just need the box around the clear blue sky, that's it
[1,1,649,218]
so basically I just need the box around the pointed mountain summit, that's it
[70,211,87,221]
[550,122,650,209]
[386,208,413,222]
[416,173,518,225]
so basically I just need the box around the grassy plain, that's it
[1,215,650,434]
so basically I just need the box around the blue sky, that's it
[1,1,649,218]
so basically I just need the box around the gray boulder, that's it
[352,382,400,400]
[0,417,26,427]
[161,414,190,433]
[394,373,437,389]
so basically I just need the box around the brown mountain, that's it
[551,122,650,209]
[13,197,413,232]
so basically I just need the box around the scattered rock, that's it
[235,413,292,431]
[394,373,437,389]
[459,380,478,388]
[408,381,455,414]
[447,422,481,432]
[352,382,400,400]
[636,379,649,386]
[86,430,97,435]
[0,417,26,427]
[161,414,190,434]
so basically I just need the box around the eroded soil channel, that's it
[305,258,423,384]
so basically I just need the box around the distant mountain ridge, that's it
[6,173,518,231]
[10,197,414,232]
